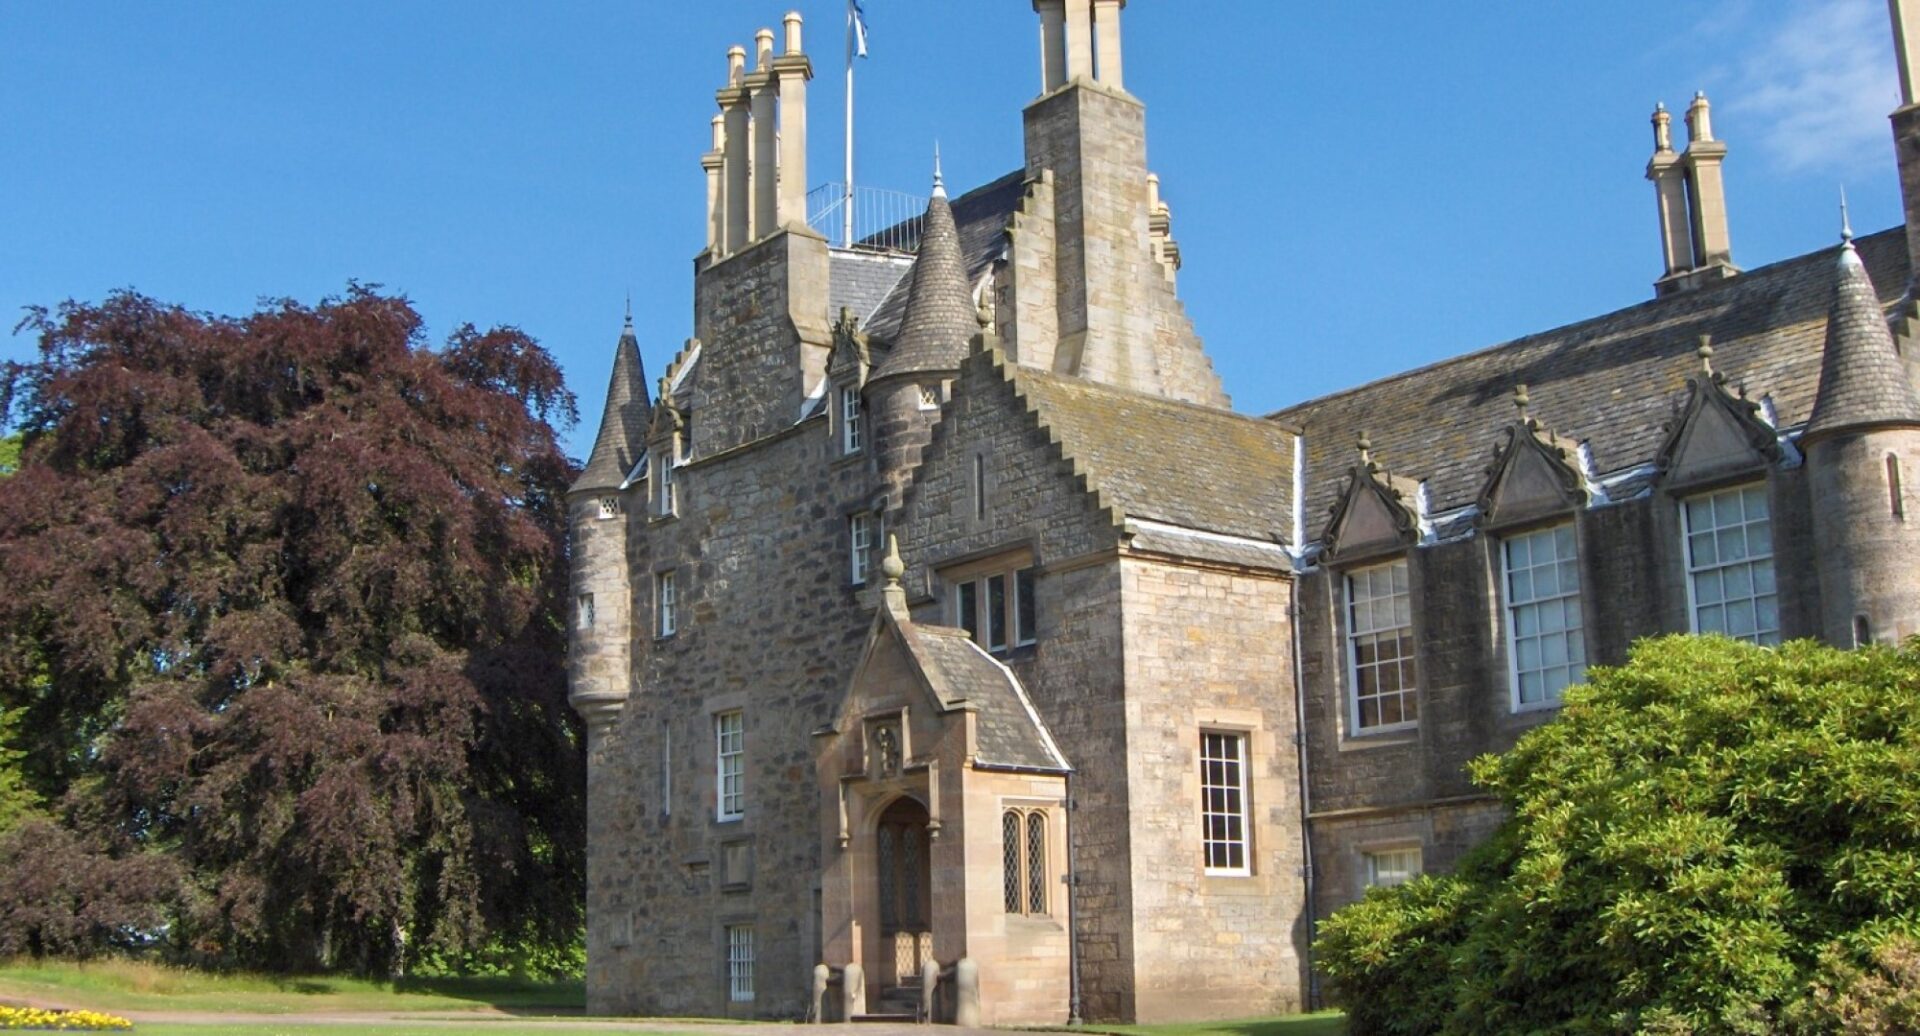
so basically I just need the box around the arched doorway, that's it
[874,796,932,991]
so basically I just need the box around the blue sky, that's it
[1,1,1905,460]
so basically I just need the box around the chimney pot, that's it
[1686,91,1713,143]
[1651,102,1672,153]
[783,11,803,54]
[727,45,746,86]
[755,28,775,70]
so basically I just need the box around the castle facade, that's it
[567,1,1920,1023]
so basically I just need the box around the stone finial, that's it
[1685,91,1713,143]
[976,290,994,331]
[624,292,633,330]
[1697,333,1715,374]
[932,142,946,199]
[880,534,908,615]
[755,27,775,70]
[1841,185,1854,243]
[727,45,746,86]
[881,533,905,583]
[782,10,803,54]
[1513,383,1532,425]
[1651,102,1673,153]
[1356,430,1377,472]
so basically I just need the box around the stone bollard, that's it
[953,958,980,1029]
[919,963,939,1023]
[843,962,867,1019]
[811,964,830,1023]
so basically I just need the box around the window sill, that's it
[1338,728,1417,751]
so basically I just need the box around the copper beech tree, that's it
[0,288,584,976]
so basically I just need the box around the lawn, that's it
[0,958,581,1015]
[1078,1013,1349,1036]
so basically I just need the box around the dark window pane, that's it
[988,574,1008,651]
[958,582,978,641]
[1016,568,1037,645]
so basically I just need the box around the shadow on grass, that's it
[387,975,586,1014]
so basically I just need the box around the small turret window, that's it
[1888,454,1905,520]
[1854,614,1872,648]
[918,384,941,410]
[577,593,595,631]
[598,496,621,519]
[656,571,678,638]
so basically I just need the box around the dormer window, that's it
[840,387,864,454]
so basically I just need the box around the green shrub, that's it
[1315,636,1920,1035]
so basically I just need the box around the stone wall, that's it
[1118,556,1307,1021]
[586,414,878,1019]
[688,229,832,458]
[1297,467,1823,929]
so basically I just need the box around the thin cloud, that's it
[1727,0,1899,175]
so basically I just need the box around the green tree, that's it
[0,433,19,476]
[0,288,584,976]
[1315,635,1920,1036]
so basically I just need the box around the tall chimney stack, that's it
[1888,0,1920,290]
[1682,92,1734,272]
[1647,103,1691,288]
[1035,0,1067,92]
[1092,0,1124,88]
[773,11,812,232]
[749,28,779,241]
[703,116,725,255]
[720,46,751,254]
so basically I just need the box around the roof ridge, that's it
[1017,362,1297,433]
[1268,225,1908,422]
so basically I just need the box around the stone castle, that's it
[567,1,1920,1023]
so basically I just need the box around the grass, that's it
[0,958,582,1015]
[133,1029,719,1036]
[1076,1013,1349,1036]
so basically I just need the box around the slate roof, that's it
[1271,227,1913,530]
[1004,359,1298,544]
[864,170,1027,344]
[571,319,652,494]
[829,249,913,327]
[900,621,1068,771]
[1804,236,1920,442]
[873,187,978,381]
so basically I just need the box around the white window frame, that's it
[656,571,678,639]
[1680,483,1779,646]
[653,448,678,518]
[1199,730,1251,876]
[1501,523,1587,712]
[1363,845,1422,890]
[840,387,863,455]
[726,924,754,1002]
[849,513,874,586]
[715,709,744,822]
[1344,559,1417,734]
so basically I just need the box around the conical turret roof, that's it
[872,173,975,383]
[1803,235,1920,443]
[570,313,652,494]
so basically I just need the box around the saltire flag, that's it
[850,0,870,59]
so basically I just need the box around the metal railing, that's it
[808,182,927,253]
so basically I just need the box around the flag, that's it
[850,0,870,59]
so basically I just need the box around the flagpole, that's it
[843,0,856,248]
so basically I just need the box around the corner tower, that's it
[869,163,976,507]
[569,309,651,738]
[1803,219,1920,645]
[1007,0,1227,406]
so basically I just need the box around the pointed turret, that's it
[1803,228,1920,445]
[571,310,653,495]
[872,167,975,383]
